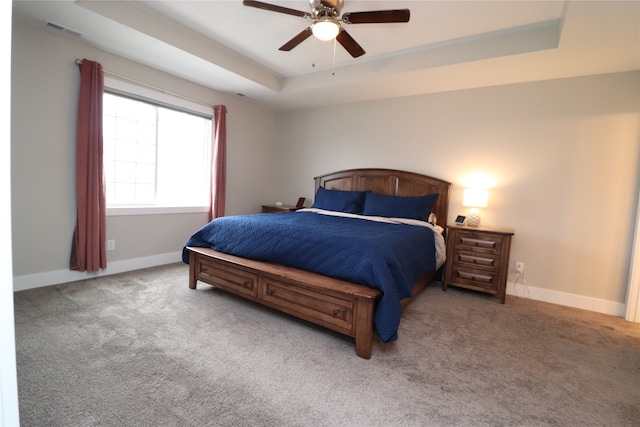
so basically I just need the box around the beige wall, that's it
[274,71,640,305]
[11,20,640,311]
[11,22,278,277]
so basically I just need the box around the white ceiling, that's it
[12,0,640,111]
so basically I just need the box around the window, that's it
[102,78,212,214]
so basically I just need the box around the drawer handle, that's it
[458,271,493,283]
[267,288,275,296]
[460,237,496,249]
[459,254,495,265]
[332,309,346,320]
[243,280,252,288]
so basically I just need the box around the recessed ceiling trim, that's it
[282,19,562,93]
[76,0,281,92]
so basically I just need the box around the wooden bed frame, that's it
[187,168,451,359]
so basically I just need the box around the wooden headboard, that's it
[314,168,451,229]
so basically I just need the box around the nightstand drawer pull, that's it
[458,254,495,266]
[460,237,496,249]
[457,271,493,283]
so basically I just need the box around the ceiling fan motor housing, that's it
[310,0,343,18]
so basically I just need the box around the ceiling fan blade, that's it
[342,9,410,24]
[242,0,311,19]
[336,29,365,58]
[279,27,313,51]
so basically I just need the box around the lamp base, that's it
[466,208,481,227]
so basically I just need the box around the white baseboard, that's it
[13,252,183,292]
[507,281,626,317]
[13,258,626,318]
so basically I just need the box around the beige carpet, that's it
[14,263,640,426]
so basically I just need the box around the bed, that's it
[184,168,451,359]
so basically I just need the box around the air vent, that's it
[46,21,82,37]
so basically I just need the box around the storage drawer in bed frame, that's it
[187,246,381,358]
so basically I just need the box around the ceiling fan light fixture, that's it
[311,19,340,41]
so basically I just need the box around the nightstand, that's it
[443,224,514,303]
[261,205,302,213]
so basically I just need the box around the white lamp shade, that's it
[312,20,340,41]
[462,188,489,208]
[462,188,488,227]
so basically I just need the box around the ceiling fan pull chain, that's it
[332,37,337,76]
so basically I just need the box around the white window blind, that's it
[103,77,212,215]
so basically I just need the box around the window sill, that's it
[106,206,208,216]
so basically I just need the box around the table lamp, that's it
[462,188,488,227]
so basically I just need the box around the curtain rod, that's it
[75,59,222,111]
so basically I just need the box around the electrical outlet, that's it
[107,240,115,251]
[515,261,524,274]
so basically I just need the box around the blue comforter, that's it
[182,211,437,342]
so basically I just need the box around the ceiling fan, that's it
[242,0,411,58]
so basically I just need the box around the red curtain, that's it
[70,59,106,272]
[209,105,227,221]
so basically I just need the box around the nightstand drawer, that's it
[454,232,503,255]
[450,267,497,291]
[454,250,499,272]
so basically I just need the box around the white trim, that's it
[624,184,640,322]
[507,281,626,317]
[107,206,208,216]
[104,76,212,117]
[13,255,627,319]
[13,252,183,292]
[626,271,640,322]
[1,1,19,424]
